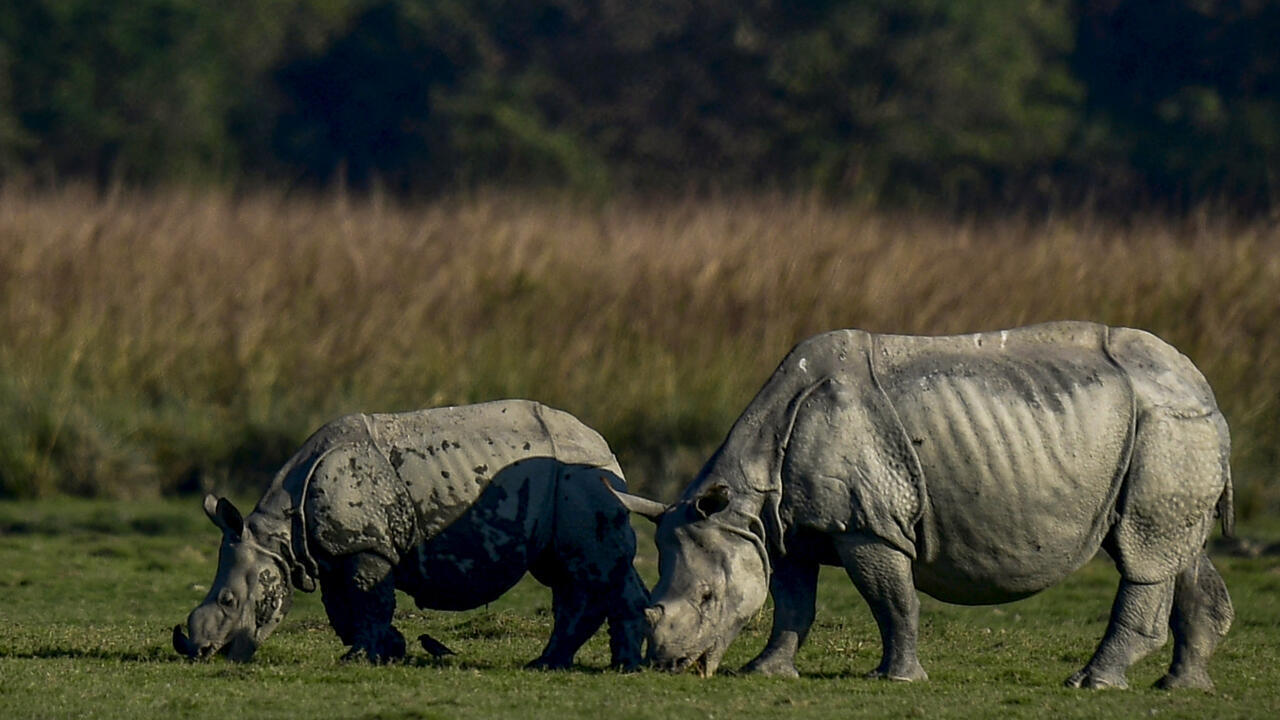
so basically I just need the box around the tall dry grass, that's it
[1,185,1277,515]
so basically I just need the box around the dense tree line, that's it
[1,1,1276,210]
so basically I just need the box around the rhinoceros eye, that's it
[218,589,237,608]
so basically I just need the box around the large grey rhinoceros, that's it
[173,399,648,669]
[613,322,1234,689]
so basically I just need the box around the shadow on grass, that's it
[0,512,200,537]
[397,654,632,675]
[0,646,640,674]
[356,703,463,720]
[0,646,178,662]
[3,640,652,676]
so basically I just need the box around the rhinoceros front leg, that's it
[533,467,648,671]
[1066,577,1173,689]
[741,553,819,678]
[1156,552,1232,690]
[833,533,928,682]
[320,552,406,664]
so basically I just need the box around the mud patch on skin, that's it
[594,509,628,543]
[254,567,292,630]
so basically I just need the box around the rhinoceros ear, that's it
[204,494,244,538]
[694,484,731,519]
[290,565,317,592]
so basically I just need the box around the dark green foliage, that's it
[758,0,1083,203]
[0,1,1276,208]
[271,3,459,191]
[0,1,242,183]
[1073,1,1280,209]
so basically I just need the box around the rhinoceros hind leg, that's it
[536,467,648,671]
[1155,552,1232,691]
[321,552,405,664]
[833,533,927,682]
[526,584,606,670]
[741,553,819,678]
[1066,576,1173,689]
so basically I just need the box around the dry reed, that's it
[1,185,1276,514]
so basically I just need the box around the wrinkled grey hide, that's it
[175,400,648,669]
[618,322,1233,689]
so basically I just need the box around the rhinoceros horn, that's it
[600,480,667,521]
[173,624,197,659]
[645,606,664,627]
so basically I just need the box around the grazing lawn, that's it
[1,500,1276,719]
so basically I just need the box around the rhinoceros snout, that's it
[173,625,202,659]
[648,649,713,676]
[172,624,220,660]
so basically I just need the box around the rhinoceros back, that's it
[872,322,1136,601]
[533,404,623,474]
[301,400,604,568]
[361,401,566,539]
[1105,327,1219,418]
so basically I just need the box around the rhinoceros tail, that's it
[1217,463,1235,539]
[1210,407,1234,540]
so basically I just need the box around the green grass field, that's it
[1,500,1277,719]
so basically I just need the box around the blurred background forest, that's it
[1,1,1279,514]
[2,0,1278,209]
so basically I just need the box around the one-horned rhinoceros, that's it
[173,400,648,669]
[612,322,1234,689]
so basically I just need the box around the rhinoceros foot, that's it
[524,656,573,671]
[866,662,928,682]
[341,627,406,665]
[1154,668,1214,691]
[1065,668,1128,690]
[740,657,800,678]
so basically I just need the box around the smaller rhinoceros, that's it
[173,400,648,669]
[613,323,1234,690]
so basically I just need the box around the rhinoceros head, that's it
[613,479,771,676]
[173,495,293,662]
